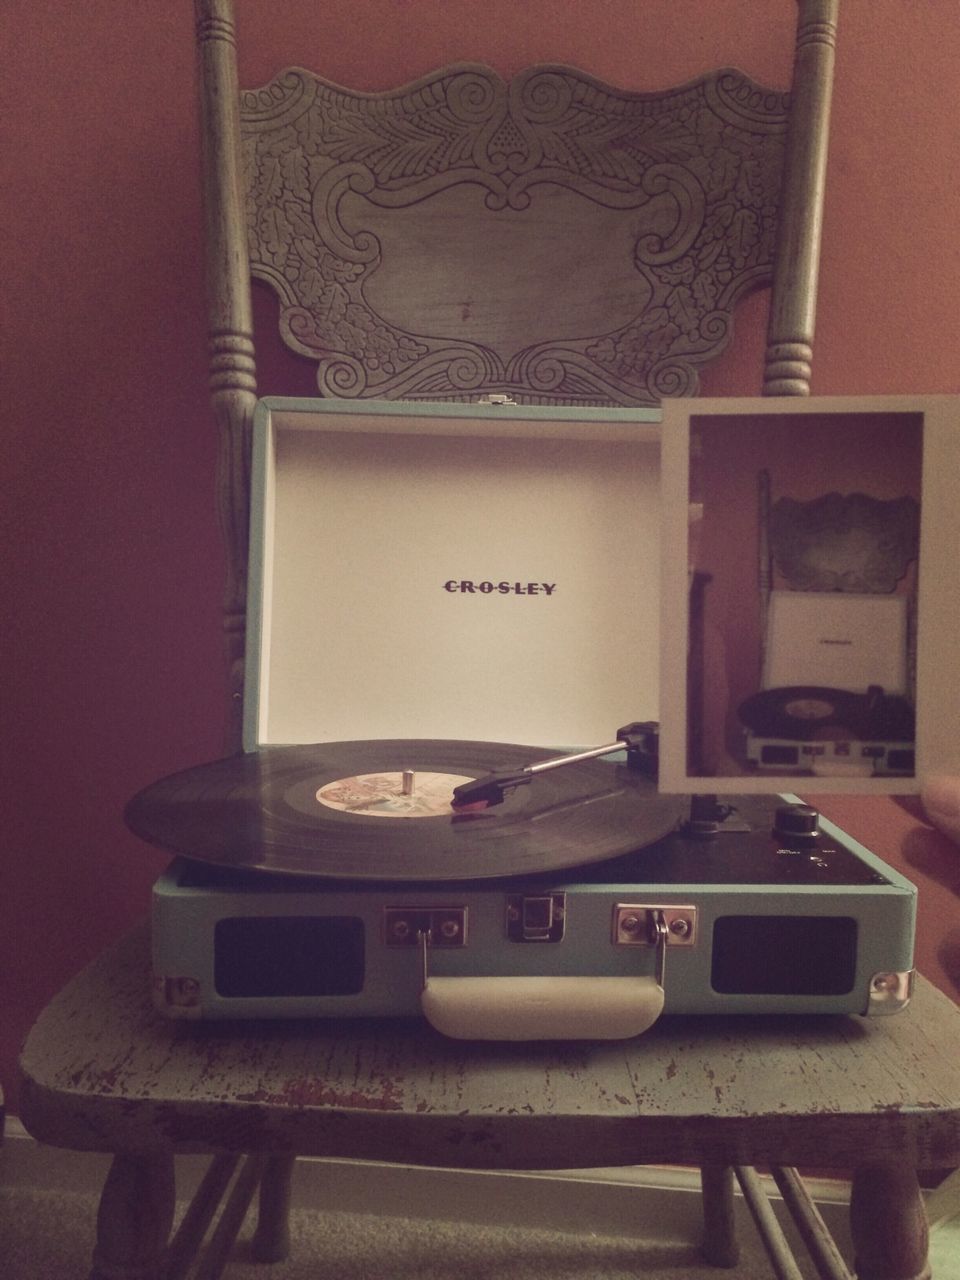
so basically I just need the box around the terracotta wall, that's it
[3,1,959,1109]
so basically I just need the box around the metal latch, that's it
[609,908,673,988]
[649,911,669,987]
[613,903,697,948]
[383,907,467,947]
[506,893,565,942]
[475,394,518,405]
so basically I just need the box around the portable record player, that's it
[740,590,916,777]
[132,397,916,1038]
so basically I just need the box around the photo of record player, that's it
[125,397,919,1039]
[739,476,919,778]
[657,395,960,796]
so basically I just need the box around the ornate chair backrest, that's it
[194,0,839,745]
[767,491,920,596]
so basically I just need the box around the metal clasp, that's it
[418,928,432,991]
[506,893,565,942]
[613,903,697,948]
[649,910,669,988]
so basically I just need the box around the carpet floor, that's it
[2,1143,958,1278]
[0,1183,809,1280]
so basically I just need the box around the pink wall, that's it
[3,1,959,1109]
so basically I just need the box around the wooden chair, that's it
[40,6,960,1280]
[20,923,960,1279]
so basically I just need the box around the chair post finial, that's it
[764,0,839,396]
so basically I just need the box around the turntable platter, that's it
[125,740,684,881]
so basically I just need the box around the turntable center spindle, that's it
[401,770,416,796]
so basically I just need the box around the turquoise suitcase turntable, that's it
[129,397,916,1038]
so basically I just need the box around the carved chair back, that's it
[767,490,920,596]
[194,0,839,743]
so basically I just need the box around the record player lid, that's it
[763,591,908,695]
[243,398,662,753]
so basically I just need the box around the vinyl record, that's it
[125,740,685,881]
[738,686,866,741]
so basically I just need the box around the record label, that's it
[316,771,473,818]
[782,696,839,722]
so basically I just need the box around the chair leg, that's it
[850,1164,931,1280]
[88,1151,176,1280]
[700,1164,739,1267]
[194,1155,267,1280]
[251,1154,296,1263]
[163,1154,242,1280]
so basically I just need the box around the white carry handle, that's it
[421,975,665,1041]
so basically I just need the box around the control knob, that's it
[773,803,820,843]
